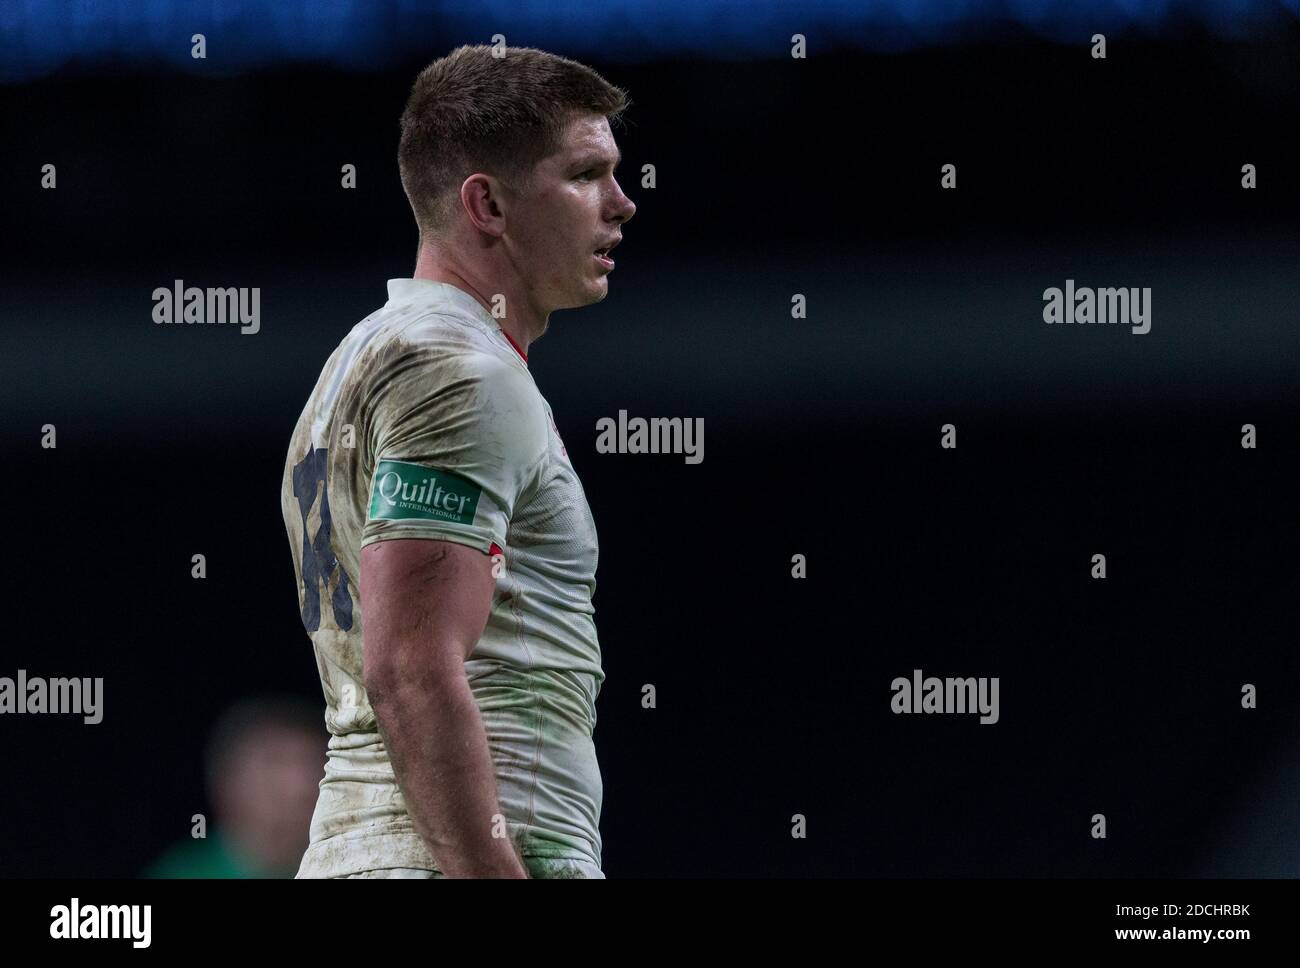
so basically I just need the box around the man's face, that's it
[217,727,323,874]
[502,114,636,311]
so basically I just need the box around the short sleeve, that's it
[359,340,547,555]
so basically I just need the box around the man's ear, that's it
[460,173,507,237]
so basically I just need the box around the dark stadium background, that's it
[1,2,1297,878]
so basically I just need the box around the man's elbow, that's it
[363,640,466,711]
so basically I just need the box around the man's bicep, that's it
[360,538,496,685]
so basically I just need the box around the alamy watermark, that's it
[891,669,999,724]
[595,410,703,464]
[152,279,260,334]
[0,670,103,724]
[1043,279,1150,334]
[50,899,150,948]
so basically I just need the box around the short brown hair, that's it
[398,45,629,238]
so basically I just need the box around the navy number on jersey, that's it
[291,447,354,632]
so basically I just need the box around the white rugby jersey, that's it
[280,278,603,878]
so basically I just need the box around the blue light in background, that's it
[1,0,1297,82]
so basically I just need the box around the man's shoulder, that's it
[317,302,519,413]
[354,307,547,453]
[365,303,524,380]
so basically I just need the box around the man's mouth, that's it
[593,236,621,271]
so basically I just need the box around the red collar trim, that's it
[499,328,528,363]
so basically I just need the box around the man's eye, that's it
[576,170,595,181]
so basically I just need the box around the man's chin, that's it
[561,280,609,309]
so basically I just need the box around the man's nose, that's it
[610,183,636,223]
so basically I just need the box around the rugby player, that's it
[280,44,635,878]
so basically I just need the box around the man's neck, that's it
[411,247,544,359]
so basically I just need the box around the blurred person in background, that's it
[145,696,325,878]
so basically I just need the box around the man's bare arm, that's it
[360,538,527,879]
